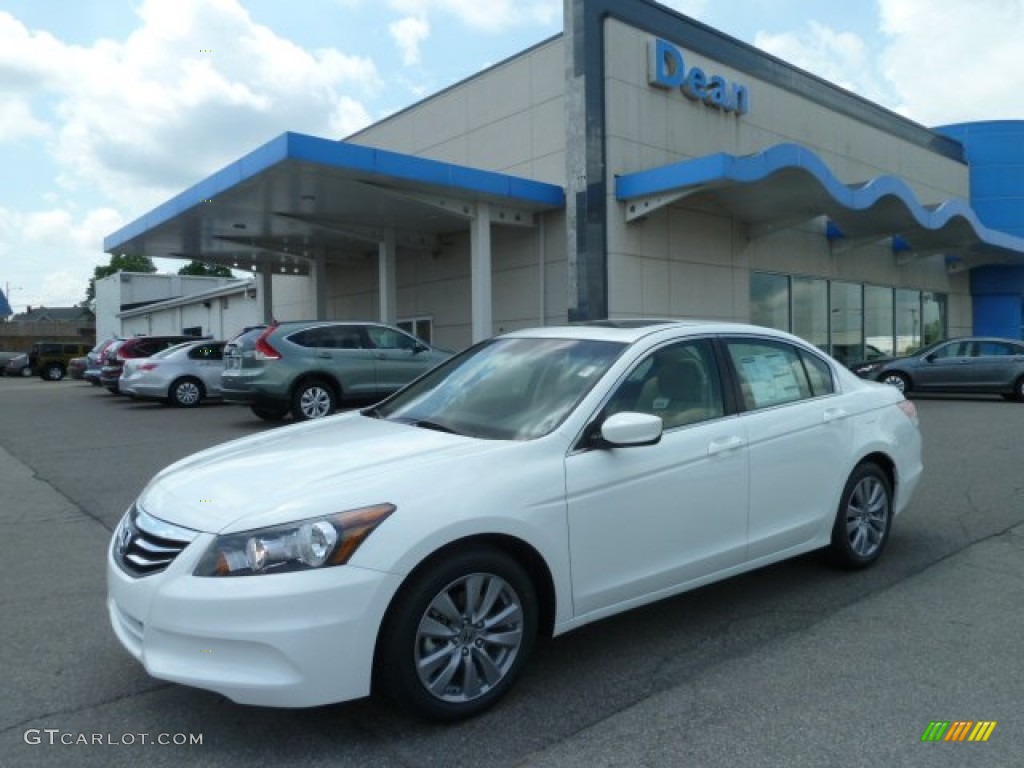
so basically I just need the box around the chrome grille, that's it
[115,505,199,577]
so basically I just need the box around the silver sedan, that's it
[120,340,226,407]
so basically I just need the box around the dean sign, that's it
[648,38,750,116]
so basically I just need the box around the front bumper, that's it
[106,528,402,708]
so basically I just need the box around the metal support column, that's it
[470,202,493,342]
[379,230,398,325]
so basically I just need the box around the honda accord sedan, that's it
[108,321,922,720]
[850,336,1024,400]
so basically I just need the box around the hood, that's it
[138,413,506,533]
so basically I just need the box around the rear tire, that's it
[42,363,65,381]
[376,547,538,721]
[291,380,336,421]
[828,463,893,569]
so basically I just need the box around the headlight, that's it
[194,503,395,577]
[853,363,883,376]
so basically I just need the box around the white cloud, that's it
[877,0,1024,125]
[0,97,51,141]
[390,15,430,66]
[6,0,381,212]
[40,271,86,307]
[388,0,559,33]
[754,21,891,103]
[1,205,126,308]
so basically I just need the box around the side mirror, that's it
[923,353,936,363]
[598,412,663,447]
[412,342,428,354]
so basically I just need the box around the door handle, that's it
[707,436,745,456]
[823,407,847,423]
[315,352,331,359]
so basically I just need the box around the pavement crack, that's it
[0,683,173,738]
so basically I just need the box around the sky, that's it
[2,0,1023,314]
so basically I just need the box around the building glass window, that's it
[750,273,790,332]
[791,277,828,352]
[895,289,922,354]
[864,285,894,358]
[829,281,863,366]
[398,316,433,344]
[922,292,947,346]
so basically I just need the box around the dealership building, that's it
[103,0,1024,361]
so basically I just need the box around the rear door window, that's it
[288,327,335,348]
[726,339,830,410]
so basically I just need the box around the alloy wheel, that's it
[298,385,333,419]
[414,572,524,704]
[173,380,201,407]
[845,474,890,559]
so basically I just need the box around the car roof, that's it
[502,319,801,345]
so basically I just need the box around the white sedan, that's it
[107,321,922,720]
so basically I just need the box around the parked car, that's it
[12,341,93,381]
[3,352,30,377]
[850,336,1024,400]
[0,350,24,375]
[84,338,122,386]
[100,335,200,393]
[221,321,451,421]
[108,320,922,720]
[68,357,87,380]
[120,340,226,407]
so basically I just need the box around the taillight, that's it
[897,399,918,426]
[254,327,281,360]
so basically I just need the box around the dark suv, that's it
[221,321,451,421]
[20,341,93,381]
[100,335,199,393]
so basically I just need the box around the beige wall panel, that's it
[532,96,565,160]
[412,89,469,150]
[466,60,535,127]
[467,112,534,170]
[349,39,564,183]
[668,262,737,319]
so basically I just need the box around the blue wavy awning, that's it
[616,143,1024,267]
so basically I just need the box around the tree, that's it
[83,253,157,310]
[177,260,233,277]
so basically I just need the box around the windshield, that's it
[371,337,626,440]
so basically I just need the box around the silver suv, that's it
[221,321,451,421]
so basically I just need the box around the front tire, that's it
[291,380,336,421]
[879,371,909,393]
[42,363,65,381]
[170,377,204,407]
[1014,376,1024,402]
[829,463,893,569]
[376,548,538,721]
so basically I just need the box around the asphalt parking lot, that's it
[1,376,1022,767]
